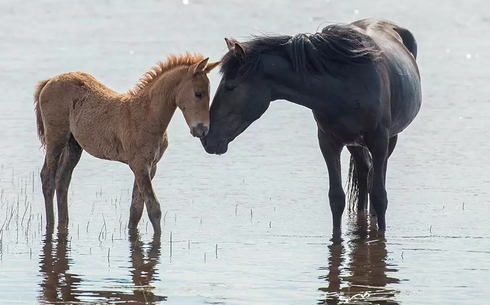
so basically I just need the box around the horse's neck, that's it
[271,71,346,113]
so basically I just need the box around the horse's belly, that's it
[390,84,422,136]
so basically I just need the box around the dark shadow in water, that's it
[318,213,400,305]
[38,225,167,304]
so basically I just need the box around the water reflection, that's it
[38,225,82,303]
[38,225,166,304]
[95,230,167,303]
[319,213,400,305]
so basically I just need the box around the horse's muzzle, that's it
[190,123,209,138]
[200,136,228,155]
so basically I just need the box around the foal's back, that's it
[37,71,132,162]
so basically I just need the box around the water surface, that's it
[1,0,490,304]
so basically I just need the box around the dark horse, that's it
[201,18,422,233]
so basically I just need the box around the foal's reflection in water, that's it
[38,225,166,304]
[39,225,81,303]
[319,214,400,305]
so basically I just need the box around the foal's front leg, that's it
[130,162,162,234]
[128,165,157,230]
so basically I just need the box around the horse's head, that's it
[201,38,273,154]
[175,57,220,138]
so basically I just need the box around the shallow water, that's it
[1,0,490,304]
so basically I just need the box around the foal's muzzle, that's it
[190,123,209,138]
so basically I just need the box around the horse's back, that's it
[352,18,422,136]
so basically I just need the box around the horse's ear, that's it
[234,42,246,61]
[224,37,235,51]
[193,57,209,74]
[203,61,221,73]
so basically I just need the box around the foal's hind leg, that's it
[55,135,83,224]
[128,165,157,230]
[41,135,68,226]
[317,128,345,232]
[347,146,371,211]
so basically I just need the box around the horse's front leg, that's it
[317,128,345,233]
[128,165,157,230]
[129,162,162,234]
[366,127,390,231]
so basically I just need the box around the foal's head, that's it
[175,57,220,138]
[130,54,220,138]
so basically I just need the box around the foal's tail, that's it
[393,26,418,60]
[34,78,50,148]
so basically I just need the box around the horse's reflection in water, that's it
[319,213,400,305]
[38,225,166,304]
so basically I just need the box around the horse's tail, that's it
[393,26,418,60]
[346,155,358,211]
[34,78,50,148]
[346,149,373,211]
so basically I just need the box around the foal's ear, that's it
[193,57,210,74]
[203,61,221,73]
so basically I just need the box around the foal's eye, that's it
[225,83,235,91]
[194,92,203,99]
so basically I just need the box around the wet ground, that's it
[1,0,490,304]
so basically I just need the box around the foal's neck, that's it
[131,68,186,133]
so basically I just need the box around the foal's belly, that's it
[70,116,128,163]
[71,126,127,163]
[69,99,129,163]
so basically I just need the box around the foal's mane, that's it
[128,53,204,96]
[220,24,381,79]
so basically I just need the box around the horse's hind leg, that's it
[55,135,83,224]
[365,127,390,231]
[385,135,398,176]
[41,134,69,226]
[369,134,398,218]
[128,165,157,230]
[347,146,371,212]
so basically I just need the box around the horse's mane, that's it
[128,52,204,96]
[220,24,381,79]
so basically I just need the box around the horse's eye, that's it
[194,92,203,98]
[225,84,235,91]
